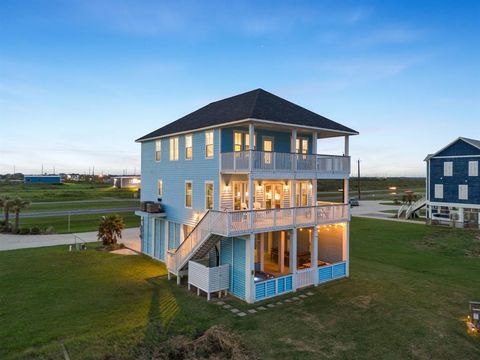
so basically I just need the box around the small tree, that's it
[97,214,125,246]
[0,196,13,231]
[11,198,31,233]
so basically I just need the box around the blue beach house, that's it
[425,137,480,228]
[135,89,358,303]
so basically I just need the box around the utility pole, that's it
[357,159,361,200]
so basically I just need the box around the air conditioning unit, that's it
[146,203,160,213]
[140,201,154,211]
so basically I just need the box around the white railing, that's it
[295,267,316,288]
[227,204,348,235]
[168,204,348,274]
[221,151,350,174]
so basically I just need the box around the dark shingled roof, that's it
[136,88,358,141]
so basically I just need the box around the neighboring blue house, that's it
[24,175,61,184]
[135,89,358,303]
[425,137,480,228]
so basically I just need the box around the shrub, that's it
[30,227,41,235]
[44,226,56,234]
[19,228,30,235]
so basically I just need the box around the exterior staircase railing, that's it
[405,197,426,219]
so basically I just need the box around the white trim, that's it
[427,201,480,209]
[434,184,443,199]
[205,130,214,159]
[426,137,480,160]
[169,136,179,161]
[184,133,193,161]
[136,117,358,142]
[469,160,479,176]
[185,180,193,209]
[443,161,453,177]
[459,184,468,200]
[157,179,163,197]
[430,155,480,159]
[205,181,214,210]
[155,139,162,162]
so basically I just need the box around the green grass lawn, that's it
[0,182,138,202]
[18,211,139,233]
[1,218,479,359]
[24,199,139,213]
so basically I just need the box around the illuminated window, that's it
[157,180,163,196]
[205,182,213,209]
[155,140,161,161]
[185,181,193,208]
[234,132,243,152]
[169,137,179,161]
[205,131,214,158]
[185,134,193,160]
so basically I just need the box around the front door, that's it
[233,181,249,210]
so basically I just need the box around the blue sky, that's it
[1,0,479,176]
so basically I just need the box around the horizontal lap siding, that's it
[141,129,220,228]
[429,157,480,205]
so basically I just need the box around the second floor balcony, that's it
[220,150,350,177]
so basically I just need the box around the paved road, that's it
[0,227,141,251]
[18,207,137,218]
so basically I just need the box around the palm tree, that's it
[11,198,31,233]
[97,214,125,246]
[0,196,13,231]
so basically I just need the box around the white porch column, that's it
[291,129,297,170]
[291,180,296,209]
[291,228,297,291]
[344,178,349,205]
[343,223,350,277]
[246,233,255,303]
[248,123,255,229]
[312,227,318,285]
[344,135,350,156]
[260,233,265,271]
[280,231,285,273]
[313,132,318,206]
[312,132,318,154]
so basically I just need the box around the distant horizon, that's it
[1,1,478,176]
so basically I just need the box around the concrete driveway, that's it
[350,200,424,225]
[0,227,141,252]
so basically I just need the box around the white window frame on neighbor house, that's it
[205,181,214,210]
[434,184,444,199]
[205,131,214,159]
[155,140,161,161]
[469,161,478,176]
[157,180,163,197]
[185,180,193,208]
[459,184,468,200]
[185,134,193,160]
[169,137,179,161]
[444,161,453,176]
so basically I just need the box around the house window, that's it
[169,137,179,161]
[155,140,161,161]
[434,184,443,199]
[234,132,243,152]
[185,134,193,160]
[296,138,308,154]
[185,181,193,208]
[234,131,256,152]
[205,182,214,209]
[459,185,468,200]
[157,180,163,197]
[443,161,453,176]
[296,182,309,206]
[469,161,478,176]
[205,131,214,158]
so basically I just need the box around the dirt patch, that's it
[129,325,256,360]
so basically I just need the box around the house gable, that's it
[434,138,480,157]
